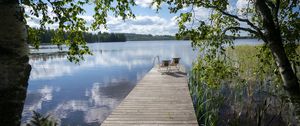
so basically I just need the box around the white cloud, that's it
[22,1,255,35]
[236,0,249,9]
[181,6,211,21]
[78,15,94,25]
[193,7,211,21]
[134,0,161,10]
[24,5,178,35]
[24,5,60,29]
[227,4,235,12]
[135,0,153,8]
[23,2,180,35]
[236,0,253,16]
[104,15,178,35]
[180,6,211,28]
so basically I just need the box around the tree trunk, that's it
[0,0,31,125]
[255,0,299,92]
[268,40,299,91]
[255,0,300,123]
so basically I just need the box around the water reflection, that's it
[29,43,195,81]
[21,41,197,125]
[22,40,261,125]
[22,85,59,120]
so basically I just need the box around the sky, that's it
[26,0,249,35]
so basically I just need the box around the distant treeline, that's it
[37,28,178,43]
[83,32,126,42]
[38,28,127,43]
[36,28,255,43]
[124,33,176,41]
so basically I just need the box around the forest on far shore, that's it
[37,28,254,44]
[37,28,176,43]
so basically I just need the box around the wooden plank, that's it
[101,65,198,126]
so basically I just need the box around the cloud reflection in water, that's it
[22,41,196,125]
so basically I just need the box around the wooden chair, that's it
[170,57,180,71]
[158,60,171,73]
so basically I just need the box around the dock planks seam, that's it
[102,66,198,126]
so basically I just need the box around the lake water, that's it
[21,39,261,125]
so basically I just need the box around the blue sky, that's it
[26,0,249,35]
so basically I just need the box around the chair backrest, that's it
[162,60,170,67]
[172,58,180,64]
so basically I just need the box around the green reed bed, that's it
[189,45,300,126]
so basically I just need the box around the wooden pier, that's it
[102,66,198,126]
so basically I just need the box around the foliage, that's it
[26,111,58,126]
[192,54,238,88]
[152,0,300,80]
[22,0,135,63]
[189,45,299,125]
[150,0,300,124]
[189,69,224,126]
[30,28,127,43]
[226,45,280,83]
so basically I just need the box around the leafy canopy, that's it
[22,0,299,75]
[152,0,300,86]
[22,0,135,63]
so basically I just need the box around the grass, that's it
[189,45,300,126]
[26,111,58,126]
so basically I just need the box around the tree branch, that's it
[214,6,259,30]
[266,0,275,9]
[275,0,280,14]
[223,26,258,35]
[274,0,280,26]
[207,5,267,42]
[255,0,277,33]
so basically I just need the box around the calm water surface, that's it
[21,40,261,125]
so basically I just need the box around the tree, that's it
[0,1,31,125]
[153,0,299,91]
[0,0,135,125]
